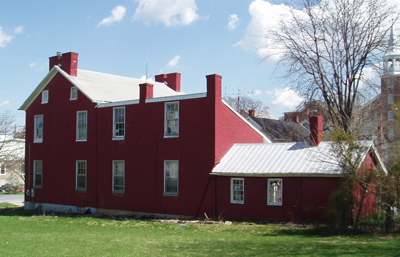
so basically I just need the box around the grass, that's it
[0,210,399,256]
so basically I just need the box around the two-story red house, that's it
[19,52,268,217]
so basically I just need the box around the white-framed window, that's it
[76,111,87,141]
[388,94,394,104]
[389,110,394,120]
[112,160,124,193]
[268,179,282,206]
[20,163,25,175]
[113,107,125,139]
[34,115,43,143]
[34,160,42,188]
[42,90,49,104]
[388,78,394,88]
[70,87,78,100]
[76,160,87,190]
[164,160,179,195]
[231,178,244,204]
[0,163,6,175]
[165,102,179,137]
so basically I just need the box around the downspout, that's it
[300,177,303,221]
[194,175,212,218]
[95,106,98,210]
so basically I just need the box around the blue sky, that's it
[4,0,393,127]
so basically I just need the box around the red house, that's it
[19,52,268,217]
[19,52,385,222]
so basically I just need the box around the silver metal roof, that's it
[212,141,378,176]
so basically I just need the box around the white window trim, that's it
[70,87,78,100]
[34,160,42,188]
[389,110,394,121]
[112,160,125,193]
[76,111,88,141]
[230,178,244,204]
[164,160,179,196]
[164,102,179,138]
[267,178,283,206]
[0,163,6,175]
[76,160,87,190]
[34,115,43,143]
[41,90,49,104]
[113,107,125,140]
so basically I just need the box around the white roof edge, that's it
[222,100,272,143]
[210,172,342,177]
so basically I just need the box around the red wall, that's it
[24,72,264,218]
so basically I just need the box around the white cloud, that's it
[97,5,127,28]
[0,27,14,47]
[271,87,303,109]
[0,100,10,106]
[30,62,46,72]
[133,0,199,26]
[166,56,181,69]
[14,26,24,34]
[228,14,239,30]
[140,75,154,82]
[253,89,262,95]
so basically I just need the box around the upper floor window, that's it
[42,90,49,104]
[76,111,87,141]
[112,160,124,193]
[388,110,394,120]
[388,94,394,104]
[34,160,42,188]
[34,115,43,143]
[231,178,244,204]
[76,160,87,190]
[0,163,6,175]
[268,179,282,206]
[388,78,394,88]
[70,87,78,100]
[164,160,179,196]
[113,107,125,139]
[165,102,179,137]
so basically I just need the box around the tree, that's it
[262,0,398,133]
[223,95,269,117]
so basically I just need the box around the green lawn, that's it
[0,210,399,256]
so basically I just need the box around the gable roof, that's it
[248,117,310,142]
[212,140,386,176]
[19,66,185,110]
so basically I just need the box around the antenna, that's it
[143,53,151,80]
[224,86,256,111]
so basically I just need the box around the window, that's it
[76,111,87,141]
[231,178,244,204]
[165,102,179,137]
[34,115,43,143]
[388,94,394,104]
[42,90,49,104]
[388,110,394,120]
[112,161,124,192]
[70,87,78,100]
[20,163,25,175]
[113,107,125,139]
[164,161,179,195]
[0,163,5,175]
[34,160,42,188]
[388,78,394,88]
[76,161,87,190]
[268,179,282,206]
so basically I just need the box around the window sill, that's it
[112,191,124,194]
[164,193,178,197]
[164,135,179,138]
[112,137,125,141]
[230,201,244,204]
[76,139,87,142]
[76,189,86,192]
[33,140,43,143]
[70,98,77,101]
[267,203,282,206]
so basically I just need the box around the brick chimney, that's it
[249,110,256,117]
[310,116,323,146]
[49,52,79,76]
[139,83,154,103]
[155,73,181,92]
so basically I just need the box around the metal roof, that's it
[212,141,379,176]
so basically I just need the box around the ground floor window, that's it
[0,163,5,175]
[34,160,42,188]
[164,160,178,195]
[113,160,124,193]
[231,178,244,204]
[268,179,282,206]
[76,160,87,190]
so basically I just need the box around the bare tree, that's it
[262,0,398,133]
[223,95,269,117]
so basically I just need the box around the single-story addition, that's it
[212,117,386,222]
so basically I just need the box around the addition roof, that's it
[212,140,386,176]
[19,66,185,110]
